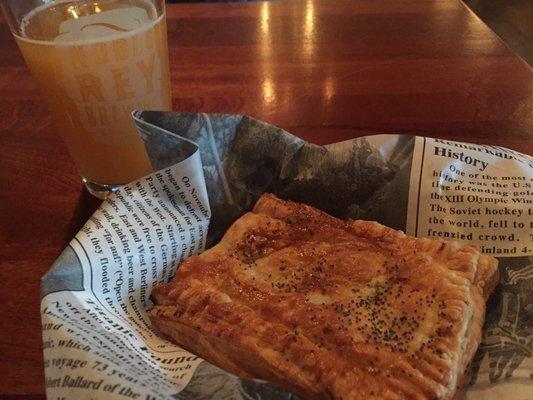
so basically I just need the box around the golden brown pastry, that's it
[150,194,499,400]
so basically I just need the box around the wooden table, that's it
[1,0,531,396]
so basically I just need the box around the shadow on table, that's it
[463,0,531,66]
[62,186,101,248]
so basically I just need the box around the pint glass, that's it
[1,0,172,198]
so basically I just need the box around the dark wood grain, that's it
[0,0,531,396]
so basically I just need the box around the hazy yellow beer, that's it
[11,0,171,194]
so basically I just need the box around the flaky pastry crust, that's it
[150,194,499,400]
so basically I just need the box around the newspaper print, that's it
[41,111,532,399]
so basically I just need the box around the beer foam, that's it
[19,1,160,46]
[54,7,150,43]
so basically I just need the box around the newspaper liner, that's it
[41,111,533,399]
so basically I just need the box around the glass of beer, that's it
[1,0,172,198]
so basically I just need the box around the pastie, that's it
[150,194,499,399]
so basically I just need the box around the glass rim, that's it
[1,0,165,38]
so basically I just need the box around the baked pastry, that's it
[150,194,499,399]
